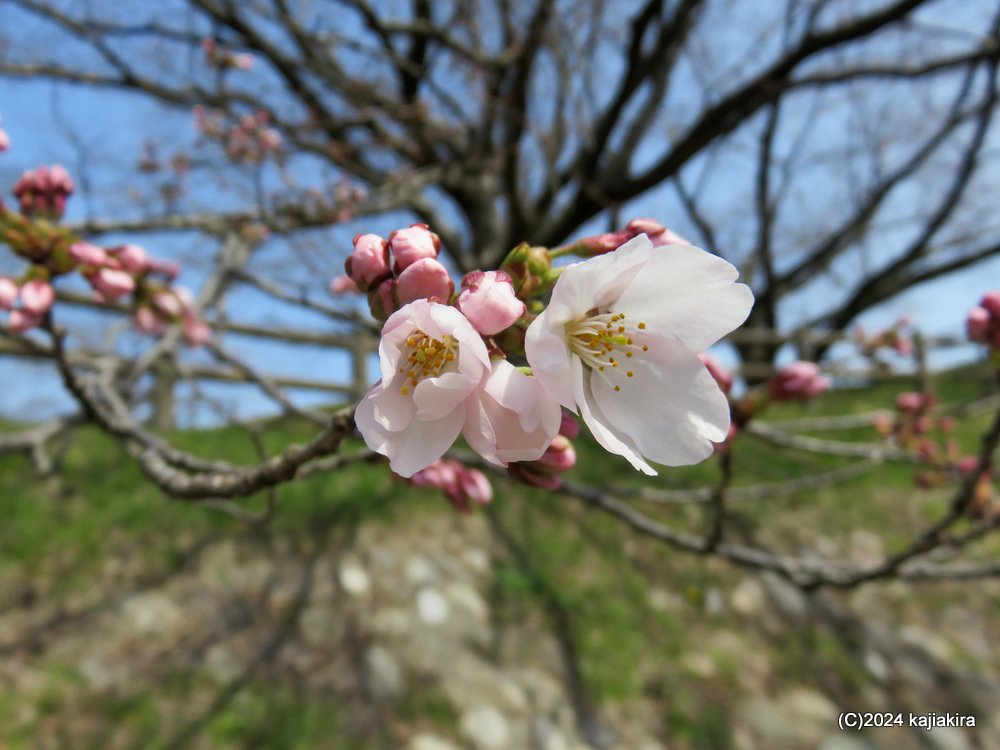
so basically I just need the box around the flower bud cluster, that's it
[202,38,253,70]
[350,217,755,490]
[410,459,493,512]
[194,107,282,164]
[343,224,455,321]
[0,277,55,331]
[0,165,207,343]
[13,165,74,218]
[967,292,1000,350]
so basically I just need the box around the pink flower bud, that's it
[981,291,1000,318]
[508,436,576,489]
[768,362,830,401]
[344,233,390,291]
[90,268,135,301]
[19,279,55,315]
[369,278,397,320]
[330,274,360,295]
[395,257,454,305]
[0,128,9,152]
[8,308,42,332]
[233,53,254,70]
[625,218,691,247]
[698,352,733,395]
[457,468,492,507]
[957,456,981,475]
[13,164,74,217]
[967,306,990,342]
[0,277,18,310]
[182,317,212,347]
[152,291,184,318]
[410,459,492,512]
[896,391,926,414]
[559,409,580,439]
[456,270,525,336]
[389,224,440,273]
[134,307,167,335]
[114,244,150,274]
[69,241,108,266]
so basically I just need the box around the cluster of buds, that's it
[507,410,579,489]
[13,165,74,219]
[68,240,207,345]
[768,361,831,402]
[873,390,957,453]
[194,107,282,164]
[967,292,1000,351]
[409,459,492,512]
[342,224,459,321]
[135,287,211,346]
[201,38,253,70]
[852,316,913,360]
[561,218,691,257]
[0,277,55,331]
[704,358,831,454]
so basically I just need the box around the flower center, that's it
[565,310,648,393]
[398,331,458,395]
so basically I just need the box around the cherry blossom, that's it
[525,234,753,474]
[356,300,559,477]
[355,300,492,477]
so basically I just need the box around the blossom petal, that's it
[571,354,657,475]
[414,369,479,420]
[523,309,576,408]
[544,234,653,325]
[370,374,416,431]
[464,360,561,464]
[591,338,729,466]
[611,244,753,351]
[382,404,466,478]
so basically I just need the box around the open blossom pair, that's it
[357,233,755,478]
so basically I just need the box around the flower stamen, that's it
[565,311,648,394]
[398,331,458,394]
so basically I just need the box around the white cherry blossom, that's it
[525,235,753,474]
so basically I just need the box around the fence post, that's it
[149,357,177,431]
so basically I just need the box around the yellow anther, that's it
[614,385,621,392]
[638,322,646,329]
[627,371,634,378]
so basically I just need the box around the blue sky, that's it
[1,2,996,424]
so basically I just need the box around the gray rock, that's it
[365,645,404,698]
[460,705,511,750]
[417,588,450,625]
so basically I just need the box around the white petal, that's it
[524,308,576,409]
[413,369,479,420]
[468,360,561,464]
[386,405,466,477]
[371,374,416,431]
[591,339,729,467]
[545,235,653,325]
[612,244,754,351]
[571,354,657,475]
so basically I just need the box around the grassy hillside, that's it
[1,361,998,749]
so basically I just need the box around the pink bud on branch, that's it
[456,270,525,336]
